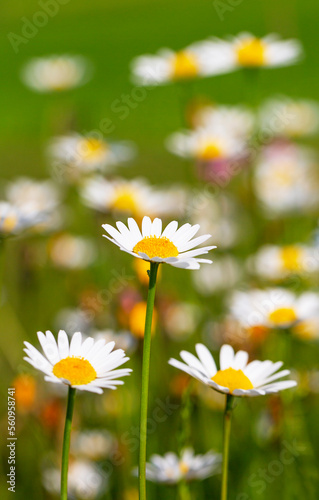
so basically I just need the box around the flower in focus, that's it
[6,177,63,232]
[48,234,96,269]
[43,459,106,499]
[254,143,319,214]
[136,448,221,484]
[169,343,297,397]
[13,374,36,412]
[249,244,319,281]
[21,55,92,92]
[23,330,132,394]
[48,134,136,182]
[71,429,117,461]
[259,97,319,138]
[229,288,319,330]
[0,202,44,236]
[81,177,186,219]
[131,40,234,86]
[207,33,302,70]
[102,216,215,270]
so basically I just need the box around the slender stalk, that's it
[178,480,191,500]
[221,394,235,500]
[61,387,76,500]
[139,262,159,500]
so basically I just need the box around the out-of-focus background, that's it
[1,0,319,499]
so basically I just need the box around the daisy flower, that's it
[48,134,136,182]
[80,177,187,219]
[249,244,319,281]
[169,343,297,397]
[23,330,132,394]
[229,288,319,330]
[131,40,234,86]
[48,234,96,270]
[254,143,319,214]
[207,32,302,70]
[141,448,221,484]
[102,216,215,270]
[192,104,255,139]
[259,97,319,138]
[193,255,241,295]
[0,202,44,236]
[71,429,117,461]
[21,55,92,93]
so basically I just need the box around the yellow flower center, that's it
[79,138,108,161]
[171,51,199,80]
[179,462,190,475]
[293,320,317,340]
[111,189,138,215]
[52,356,97,386]
[268,307,297,326]
[211,367,253,393]
[133,236,179,259]
[236,38,266,67]
[1,215,18,233]
[280,246,302,271]
[198,142,222,161]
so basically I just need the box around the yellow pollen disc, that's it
[80,138,108,161]
[179,462,190,475]
[236,38,266,67]
[172,51,199,80]
[280,246,302,271]
[52,356,97,386]
[111,189,138,215]
[268,307,297,326]
[133,236,179,259]
[2,215,18,233]
[198,142,222,161]
[293,320,317,340]
[212,367,253,393]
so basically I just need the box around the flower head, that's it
[137,448,221,484]
[102,216,215,270]
[208,33,302,70]
[169,344,296,397]
[0,202,44,236]
[21,55,92,93]
[24,330,132,394]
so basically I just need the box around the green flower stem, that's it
[221,394,235,500]
[61,387,76,500]
[178,480,191,500]
[139,261,159,500]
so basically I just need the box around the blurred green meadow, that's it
[1,0,319,499]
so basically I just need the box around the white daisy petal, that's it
[220,344,234,370]
[195,344,217,377]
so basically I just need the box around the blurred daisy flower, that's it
[48,134,136,182]
[93,329,137,354]
[161,301,201,341]
[0,202,45,236]
[23,330,132,394]
[193,255,242,295]
[208,32,302,70]
[102,216,215,270]
[259,97,319,138]
[192,104,255,139]
[249,244,319,281]
[292,317,319,341]
[6,177,63,232]
[48,234,96,269]
[43,459,106,499]
[229,288,319,330]
[131,40,234,86]
[71,429,117,461]
[81,177,187,219]
[137,448,221,484]
[21,55,92,93]
[169,343,297,397]
[254,143,319,214]
[188,192,242,249]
